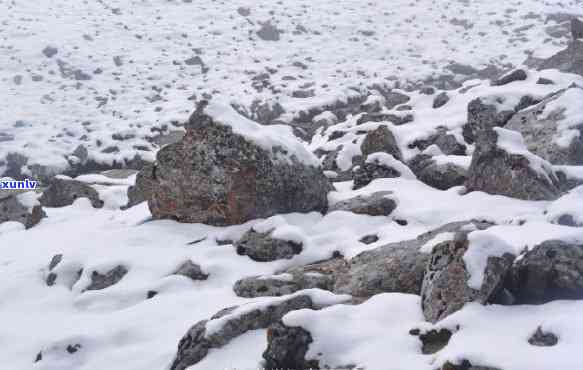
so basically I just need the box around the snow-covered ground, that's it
[2,1,583,370]
[1,0,582,174]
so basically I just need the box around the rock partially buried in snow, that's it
[124,162,155,208]
[84,265,128,291]
[463,96,515,144]
[173,260,208,281]
[360,125,402,160]
[39,177,104,208]
[506,87,583,165]
[491,69,528,86]
[537,39,583,77]
[465,128,561,201]
[0,189,45,229]
[235,228,303,262]
[421,231,514,323]
[409,155,468,190]
[169,291,347,370]
[147,100,331,225]
[352,152,414,190]
[328,191,397,217]
[263,321,319,370]
[506,240,583,304]
[257,21,281,41]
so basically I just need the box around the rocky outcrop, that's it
[506,87,583,165]
[235,228,303,262]
[147,101,331,226]
[506,240,583,304]
[263,321,319,370]
[0,190,45,229]
[360,125,402,160]
[421,232,514,323]
[39,177,104,208]
[409,155,467,190]
[169,294,316,370]
[328,191,397,216]
[465,128,561,201]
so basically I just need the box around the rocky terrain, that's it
[1,1,583,370]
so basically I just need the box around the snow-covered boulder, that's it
[421,231,515,323]
[507,240,583,304]
[465,128,561,200]
[352,152,415,190]
[409,154,468,190]
[147,100,331,225]
[39,177,104,208]
[0,189,45,229]
[506,87,583,165]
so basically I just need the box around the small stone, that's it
[528,327,558,346]
[42,46,58,58]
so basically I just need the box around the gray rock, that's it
[360,125,402,160]
[410,129,466,156]
[263,321,319,370]
[45,254,63,286]
[441,360,502,370]
[433,92,450,109]
[169,295,315,370]
[148,101,331,225]
[85,265,128,291]
[39,177,103,208]
[237,7,250,17]
[506,240,583,304]
[528,327,558,346]
[42,46,58,58]
[538,40,583,77]
[257,21,281,41]
[491,69,528,86]
[421,232,515,323]
[465,129,561,201]
[352,158,402,190]
[173,260,208,281]
[0,191,45,229]
[232,100,285,125]
[235,228,302,262]
[506,88,583,165]
[370,86,410,109]
[329,191,397,216]
[572,18,583,40]
[409,155,467,190]
[233,276,301,298]
[125,162,156,208]
[410,328,452,354]
[463,97,515,144]
[335,221,493,298]
[357,112,414,126]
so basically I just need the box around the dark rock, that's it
[507,240,583,304]
[85,265,128,291]
[538,40,583,77]
[0,191,45,229]
[125,162,156,208]
[46,254,63,286]
[536,77,554,85]
[421,232,515,323]
[433,92,450,109]
[492,69,528,86]
[410,130,466,156]
[528,327,558,346]
[170,295,315,370]
[329,191,397,216]
[263,321,319,370]
[234,276,301,298]
[173,260,208,281]
[39,177,104,208]
[465,129,561,201]
[352,157,402,190]
[42,46,58,58]
[147,290,158,299]
[360,125,402,160]
[572,18,583,40]
[235,228,302,262]
[463,97,515,144]
[441,360,501,370]
[413,328,452,354]
[148,101,331,225]
[257,21,281,41]
[359,234,379,244]
[357,112,413,126]
[409,155,467,190]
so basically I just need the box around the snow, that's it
[464,232,515,290]
[541,87,583,148]
[545,185,583,225]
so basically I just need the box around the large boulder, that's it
[147,101,331,225]
[506,240,583,304]
[506,87,583,165]
[465,128,561,201]
[39,177,104,208]
[421,232,514,323]
[235,228,303,262]
[334,220,493,298]
[0,189,45,229]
